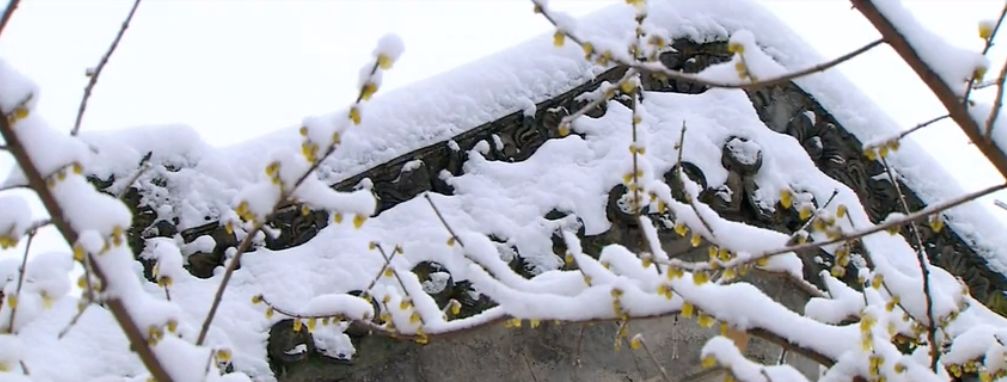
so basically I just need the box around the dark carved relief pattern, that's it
[744,82,1007,312]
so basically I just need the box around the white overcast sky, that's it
[1,0,1006,254]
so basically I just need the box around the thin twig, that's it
[634,335,672,382]
[881,157,938,369]
[627,80,664,275]
[196,220,262,345]
[115,156,152,200]
[975,80,999,90]
[791,189,839,239]
[629,84,642,215]
[985,58,1007,139]
[682,366,727,382]
[0,0,21,38]
[57,304,90,339]
[196,59,386,346]
[520,350,540,382]
[79,241,98,305]
[71,0,142,136]
[423,192,465,247]
[760,368,775,382]
[662,182,1007,272]
[573,324,586,369]
[533,0,881,90]
[559,69,639,131]
[360,243,399,298]
[673,121,716,237]
[5,229,34,333]
[995,199,1007,211]
[866,114,949,151]
[375,244,423,326]
[963,1,1007,107]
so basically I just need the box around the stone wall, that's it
[111,38,1007,381]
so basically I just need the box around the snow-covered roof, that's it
[4,0,1007,381]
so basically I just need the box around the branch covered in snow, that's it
[851,0,1007,180]
[194,35,401,345]
[661,182,1006,274]
[533,0,883,91]
[0,72,175,381]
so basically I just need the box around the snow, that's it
[702,336,810,382]
[0,195,31,245]
[2,0,1007,380]
[871,0,988,95]
[375,34,405,64]
[725,137,761,167]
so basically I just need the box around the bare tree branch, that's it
[632,334,672,382]
[115,154,152,200]
[0,0,21,39]
[196,220,262,345]
[196,59,386,346]
[5,228,34,334]
[881,157,938,370]
[70,0,142,136]
[673,122,716,237]
[423,192,465,247]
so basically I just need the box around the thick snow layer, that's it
[871,0,987,95]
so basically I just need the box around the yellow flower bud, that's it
[629,335,642,350]
[693,271,709,285]
[701,355,716,368]
[581,42,594,59]
[682,301,694,318]
[674,222,688,237]
[361,82,378,101]
[553,31,565,47]
[779,189,793,209]
[349,106,362,125]
[980,21,994,39]
[929,215,944,233]
[377,54,393,70]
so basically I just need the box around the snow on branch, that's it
[194,34,401,345]
[0,65,175,381]
[851,0,1007,180]
[532,0,883,91]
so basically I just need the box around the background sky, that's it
[1,0,1006,256]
